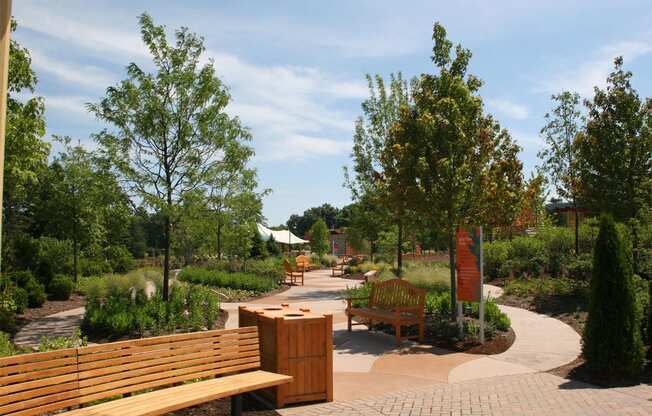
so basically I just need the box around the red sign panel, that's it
[455,227,482,302]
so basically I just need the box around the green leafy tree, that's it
[250,228,268,259]
[390,22,523,317]
[345,73,412,275]
[89,14,250,300]
[3,20,50,268]
[576,57,652,221]
[266,235,281,257]
[346,198,385,261]
[287,203,343,238]
[309,219,329,258]
[539,91,583,254]
[208,167,267,260]
[583,214,644,378]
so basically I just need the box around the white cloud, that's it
[256,135,352,162]
[486,98,529,120]
[15,3,364,162]
[29,50,116,91]
[42,95,92,117]
[536,39,652,96]
[16,3,147,59]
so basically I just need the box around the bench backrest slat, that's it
[369,279,426,314]
[0,327,261,416]
[295,255,311,268]
[0,348,79,416]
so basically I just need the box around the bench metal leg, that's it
[231,395,242,416]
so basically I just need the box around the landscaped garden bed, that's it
[344,260,514,354]
[178,258,288,302]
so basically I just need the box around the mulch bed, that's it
[498,292,587,335]
[424,325,515,355]
[14,294,86,333]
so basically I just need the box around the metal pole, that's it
[0,0,12,273]
[479,226,485,344]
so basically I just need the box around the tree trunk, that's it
[448,224,457,321]
[72,189,78,282]
[216,221,222,260]
[163,213,171,301]
[396,221,403,277]
[573,197,579,255]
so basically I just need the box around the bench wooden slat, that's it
[346,278,426,346]
[0,326,285,416]
[76,327,257,355]
[77,331,258,363]
[59,371,292,416]
[78,348,260,388]
[78,343,259,379]
[77,361,262,405]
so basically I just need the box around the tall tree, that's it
[391,22,523,318]
[3,20,49,267]
[576,57,652,221]
[90,14,250,300]
[309,218,329,258]
[583,214,644,378]
[539,91,582,254]
[345,73,412,275]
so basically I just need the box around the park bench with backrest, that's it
[331,257,348,277]
[295,254,316,271]
[0,327,292,416]
[283,259,304,286]
[346,278,426,347]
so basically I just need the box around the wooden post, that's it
[0,0,12,272]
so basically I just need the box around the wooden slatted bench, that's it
[283,259,304,286]
[295,255,316,271]
[0,327,292,416]
[346,279,426,347]
[331,257,347,277]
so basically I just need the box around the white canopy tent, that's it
[257,223,309,245]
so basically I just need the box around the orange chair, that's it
[283,259,304,286]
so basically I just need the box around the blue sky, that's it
[13,0,652,226]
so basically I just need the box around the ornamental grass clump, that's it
[583,215,644,378]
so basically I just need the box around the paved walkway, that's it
[13,307,85,349]
[250,372,652,416]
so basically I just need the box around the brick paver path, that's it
[245,373,652,416]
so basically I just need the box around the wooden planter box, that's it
[238,305,333,407]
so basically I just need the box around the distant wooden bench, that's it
[295,255,316,271]
[346,279,426,346]
[284,259,304,286]
[331,257,347,277]
[0,327,292,416]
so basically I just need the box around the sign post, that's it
[455,226,485,343]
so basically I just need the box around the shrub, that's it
[11,287,28,314]
[178,266,278,293]
[79,257,112,277]
[0,332,18,357]
[425,291,451,318]
[8,271,34,288]
[105,245,136,273]
[320,254,338,267]
[0,276,27,314]
[33,237,74,286]
[507,236,546,277]
[24,279,46,308]
[48,275,74,300]
[583,215,644,378]
[566,253,593,280]
[38,329,87,352]
[483,241,510,280]
[539,227,574,277]
[82,276,220,339]
[0,308,16,334]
